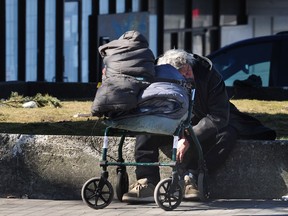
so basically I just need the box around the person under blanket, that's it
[122,49,276,203]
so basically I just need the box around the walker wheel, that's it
[198,172,209,201]
[115,170,129,201]
[81,177,114,209]
[154,178,183,211]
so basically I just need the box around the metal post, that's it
[171,32,178,49]
[210,0,220,52]
[237,0,247,24]
[125,0,132,12]
[55,0,64,82]
[156,0,164,56]
[18,0,26,81]
[88,0,99,83]
[139,0,148,12]
[78,0,82,82]
[184,0,192,52]
[109,0,116,13]
[37,0,45,81]
[0,0,6,81]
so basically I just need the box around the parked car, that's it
[207,32,288,88]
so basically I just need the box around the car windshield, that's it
[211,42,273,87]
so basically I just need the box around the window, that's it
[225,62,270,86]
[81,0,92,82]
[45,0,56,82]
[26,0,38,81]
[6,0,18,81]
[210,42,273,87]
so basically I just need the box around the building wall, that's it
[247,0,288,36]
[2,0,288,84]
[219,0,288,47]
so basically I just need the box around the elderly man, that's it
[122,49,237,202]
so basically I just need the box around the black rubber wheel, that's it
[154,178,183,211]
[115,171,129,201]
[198,172,209,201]
[81,177,114,209]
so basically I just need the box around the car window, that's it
[224,62,270,86]
[211,42,273,87]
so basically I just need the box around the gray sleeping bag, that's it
[91,30,155,117]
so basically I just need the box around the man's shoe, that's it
[183,175,200,200]
[122,178,155,203]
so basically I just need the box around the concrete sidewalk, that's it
[0,198,287,216]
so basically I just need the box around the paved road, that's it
[0,198,287,216]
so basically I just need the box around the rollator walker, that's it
[81,80,209,211]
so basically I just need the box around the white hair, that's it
[157,49,213,71]
[157,49,194,69]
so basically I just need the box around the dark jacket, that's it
[191,58,230,143]
[191,55,276,141]
[229,103,276,140]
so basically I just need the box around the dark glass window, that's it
[211,43,273,87]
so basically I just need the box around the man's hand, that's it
[176,138,190,162]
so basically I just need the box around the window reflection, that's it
[26,0,38,81]
[45,0,56,82]
[6,0,18,81]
